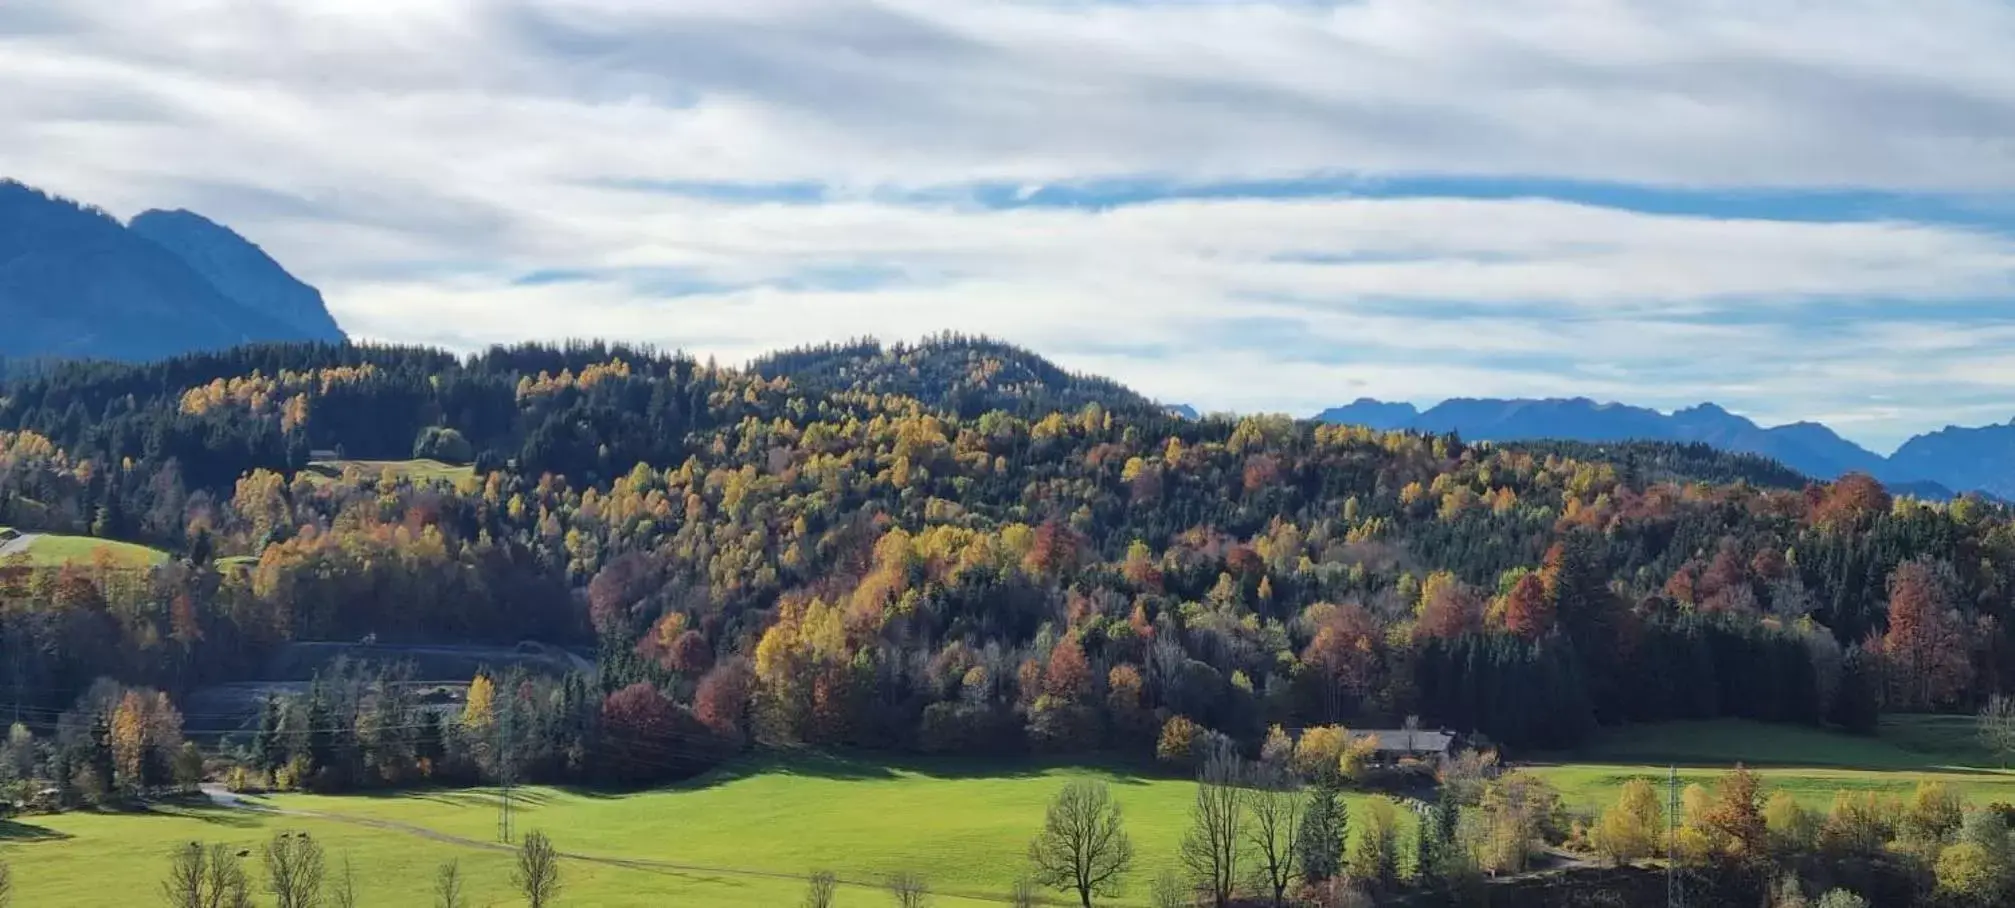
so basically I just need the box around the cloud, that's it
[2,0,2014,451]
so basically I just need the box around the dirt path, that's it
[0,532,41,558]
[197,785,1020,903]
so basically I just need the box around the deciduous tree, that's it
[802,871,837,908]
[1594,778,1662,864]
[1502,573,1553,640]
[1981,695,2015,768]
[1246,763,1303,906]
[1028,780,1133,908]
[1704,766,1768,861]
[330,857,358,908]
[1883,558,1971,710]
[262,831,325,908]
[434,860,466,908]
[886,871,930,908]
[513,830,562,908]
[1181,753,1248,908]
[694,658,756,743]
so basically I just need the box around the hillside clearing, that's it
[0,531,168,567]
[301,458,473,486]
[1529,717,2015,812]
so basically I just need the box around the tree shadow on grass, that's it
[127,798,264,829]
[0,818,73,842]
[345,785,558,809]
[265,748,1176,807]
[566,746,1171,798]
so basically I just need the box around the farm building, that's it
[1347,727,1458,763]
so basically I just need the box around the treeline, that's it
[2,337,2013,768]
[227,660,744,794]
[1586,768,2015,908]
[1513,438,1814,490]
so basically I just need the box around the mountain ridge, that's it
[128,207,346,341]
[1316,396,1998,498]
[0,179,344,363]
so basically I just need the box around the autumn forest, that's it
[0,335,1998,808]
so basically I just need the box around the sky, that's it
[3,1,2015,453]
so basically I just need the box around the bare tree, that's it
[263,831,326,908]
[163,842,209,908]
[1148,872,1188,908]
[433,860,466,908]
[329,857,358,908]
[207,846,255,908]
[886,871,930,908]
[1982,695,2015,767]
[1028,780,1134,908]
[1247,763,1304,907]
[802,871,837,908]
[1181,752,1249,908]
[513,830,562,908]
[1009,878,1037,908]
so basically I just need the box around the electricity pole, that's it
[496,703,515,844]
[1667,765,1684,908]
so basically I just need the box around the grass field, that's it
[0,753,1406,907]
[302,459,474,487]
[1529,716,2015,814]
[8,720,2002,905]
[0,799,878,907]
[0,531,169,568]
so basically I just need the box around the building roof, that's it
[1346,728,1456,754]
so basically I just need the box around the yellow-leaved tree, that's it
[463,673,497,733]
[1594,778,1663,865]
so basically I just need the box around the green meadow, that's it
[1529,716,2015,814]
[6,720,2009,906]
[0,530,169,568]
[0,753,1407,907]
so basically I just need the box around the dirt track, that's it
[197,785,1023,903]
[0,532,42,558]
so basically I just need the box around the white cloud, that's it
[2,0,2014,451]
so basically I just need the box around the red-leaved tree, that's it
[1882,558,1972,710]
[600,682,722,785]
[694,658,756,744]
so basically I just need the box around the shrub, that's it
[412,427,473,464]
[1157,716,1201,766]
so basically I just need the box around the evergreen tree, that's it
[1295,782,1346,884]
[252,695,282,775]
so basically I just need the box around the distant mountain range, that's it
[7,179,2010,499]
[1316,397,2015,499]
[0,179,344,363]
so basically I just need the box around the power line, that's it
[1667,764,1683,908]
[497,702,515,844]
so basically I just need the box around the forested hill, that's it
[1,336,2009,777]
[749,334,1162,419]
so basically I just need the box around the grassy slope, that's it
[1530,717,2015,813]
[1,754,1408,907]
[21,534,169,567]
[302,459,473,486]
[0,799,900,908]
[26,721,1989,903]
[2,802,524,908]
[268,753,1292,902]
[0,532,169,568]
